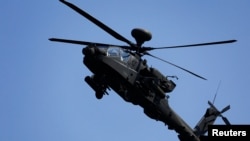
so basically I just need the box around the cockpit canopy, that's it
[101,46,130,63]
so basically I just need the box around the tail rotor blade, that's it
[221,116,231,125]
[221,105,230,114]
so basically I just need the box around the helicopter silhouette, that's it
[49,1,236,141]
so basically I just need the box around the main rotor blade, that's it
[145,52,207,80]
[142,39,237,51]
[49,38,129,48]
[59,0,134,47]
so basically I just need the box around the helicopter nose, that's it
[82,47,95,55]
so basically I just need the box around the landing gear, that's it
[95,90,104,99]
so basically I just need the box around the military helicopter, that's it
[49,1,236,141]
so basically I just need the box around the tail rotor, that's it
[208,101,231,125]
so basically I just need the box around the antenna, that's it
[212,80,221,104]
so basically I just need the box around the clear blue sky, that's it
[1,0,249,141]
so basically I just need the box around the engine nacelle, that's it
[149,68,176,93]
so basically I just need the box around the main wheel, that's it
[95,91,103,99]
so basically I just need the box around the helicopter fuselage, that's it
[82,45,201,141]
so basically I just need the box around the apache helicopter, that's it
[49,1,236,141]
